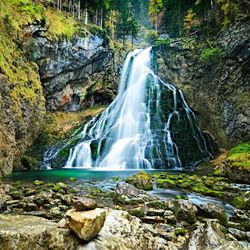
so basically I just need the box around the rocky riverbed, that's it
[0,171,250,249]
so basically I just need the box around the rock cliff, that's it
[155,20,250,149]
[0,22,116,176]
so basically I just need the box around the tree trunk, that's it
[100,8,103,28]
[78,0,81,20]
[85,1,88,25]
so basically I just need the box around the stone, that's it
[146,208,165,217]
[57,218,68,228]
[65,208,106,241]
[186,219,250,250]
[128,207,145,217]
[115,182,157,202]
[0,214,81,249]
[126,171,153,190]
[197,203,228,226]
[72,197,97,211]
[174,200,197,224]
[82,209,182,250]
[230,209,250,231]
[228,228,250,242]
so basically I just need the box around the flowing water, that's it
[43,47,212,170]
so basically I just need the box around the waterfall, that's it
[43,47,212,170]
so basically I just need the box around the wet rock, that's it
[140,216,166,224]
[146,208,165,217]
[49,207,62,219]
[185,219,250,250]
[72,197,97,211]
[164,210,177,224]
[115,182,157,202]
[228,228,250,242]
[197,203,228,226]
[175,200,197,224]
[230,209,250,231]
[126,171,153,190]
[65,208,106,241]
[128,207,145,217]
[155,20,250,149]
[57,218,68,228]
[82,209,181,250]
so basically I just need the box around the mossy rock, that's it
[21,155,38,170]
[126,171,153,191]
[232,193,250,210]
[128,208,145,218]
[156,178,176,188]
[33,180,44,186]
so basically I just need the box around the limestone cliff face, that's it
[155,20,250,149]
[0,74,45,177]
[0,24,116,176]
[26,30,117,112]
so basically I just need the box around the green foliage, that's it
[228,142,250,156]
[154,38,171,46]
[226,142,250,169]
[200,47,224,65]
[145,29,159,44]
[149,0,163,29]
[44,8,80,40]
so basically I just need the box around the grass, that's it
[44,8,81,40]
[227,142,250,168]
[0,0,45,114]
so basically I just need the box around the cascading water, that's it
[43,47,212,170]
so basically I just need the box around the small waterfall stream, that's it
[43,47,212,169]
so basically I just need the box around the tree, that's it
[148,0,163,31]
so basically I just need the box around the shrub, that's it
[145,30,158,44]
[200,47,224,65]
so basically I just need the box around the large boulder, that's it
[197,203,227,226]
[126,171,153,190]
[174,200,197,224]
[185,219,250,250]
[115,182,157,204]
[72,197,97,211]
[65,208,106,241]
[81,209,182,250]
[0,214,81,249]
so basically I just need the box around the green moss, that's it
[44,8,81,40]
[33,180,43,186]
[226,142,250,169]
[200,47,224,65]
[174,228,186,236]
[228,142,250,156]
[232,195,250,210]
[128,208,145,218]
[21,155,38,170]
[156,178,176,188]
[126,171,153,191]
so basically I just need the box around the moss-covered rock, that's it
[126,171,153,191]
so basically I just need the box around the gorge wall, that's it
[0,21,117,176]
[155,20,250,149]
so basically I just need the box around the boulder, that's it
[65,208,106,241]
[185,219,250,250]
[126,171,153,190]
[115,182,157,202]
[82,209,182,250]
[197,203,227,226]
[72,197,97,211]
[174,200,197,224]
[0,214,81,249]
